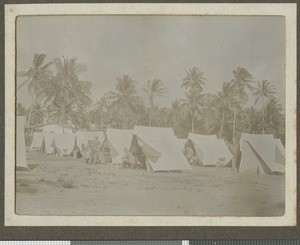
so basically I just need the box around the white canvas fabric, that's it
[239,133,285,174]
[239,140,271,175]
[106,128,134,164]
[16,116,29,170]
[52,133,76,156]
[177,139,188,150]
[29,132,44,150]
[133,126,192,172]
[188,133,233,166]
[76,131,105,152]
[43,133,59,154]
[274,139,285,165]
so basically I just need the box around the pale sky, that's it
[16,15,285,108]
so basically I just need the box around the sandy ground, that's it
[16,151,285,216]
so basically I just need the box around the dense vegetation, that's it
[17,53,285,145]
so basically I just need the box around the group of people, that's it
[81,136,111,164]
[80,136,144,169]
[121,146,144,169]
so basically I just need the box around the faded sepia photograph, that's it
[15,14,287,217]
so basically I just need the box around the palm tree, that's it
[181,67,206,92]
[16,103,28,117]
[262,97,285,138]
[197,93,220,135]
[170,99,190,138]
[44,104,57,123]
[231,66,254,143]
[17,53,52,126]
[169,99,182,127]
[93,96,109,130]
[105,74,140,129]
[31,103,45,125]
[71,105,90,131]
[157,107,172,127]
[253,80,276,133]
[218,82,234,138]
[44,56,92,132]
[243,107,259,134]
[179,89,202,133]
[141,79,168,126]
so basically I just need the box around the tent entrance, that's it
[184,139,201,166]
[129,135,147,170]
[244,141,273,175]
[99,137,112,164]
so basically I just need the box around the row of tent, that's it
[28,127,192,172]
[17,116,286,174]
[30,130,106,155]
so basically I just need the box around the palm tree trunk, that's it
[61,77,66,133]
[233,108,236,144]
[123,109,126,130]
[262,96,265,134]
[27,92,35,126]
[149,96,153,127]
[219,111,225,138]
[62,98,65,133]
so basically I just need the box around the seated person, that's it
[121,147,135,168]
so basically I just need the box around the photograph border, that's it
[3,2,297,229]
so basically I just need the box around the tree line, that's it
[17,53,285,146]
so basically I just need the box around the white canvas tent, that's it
[239,133,285,175]
[52,133,76,156]
[76,131,105,152]
[188,133,233,166]
[132,126,192,172]
[274,139,285,166]
[106,128,134,164]
[29,132,44,151]
[177,138,188,150]
[16,116,29,170]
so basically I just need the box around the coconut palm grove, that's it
[15,53,286,216]
[17,53,285,145]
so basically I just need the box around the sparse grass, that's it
[57,176,76,189]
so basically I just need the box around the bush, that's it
[57,176,75,188]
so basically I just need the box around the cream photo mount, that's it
[4,3,297,226]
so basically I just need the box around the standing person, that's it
[88,136,102,164]
[99,140,111,164]
[185,145,196,165]
[81,143,90,163]
[121,147,135,168]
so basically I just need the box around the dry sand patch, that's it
[16,152,285,216]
